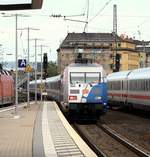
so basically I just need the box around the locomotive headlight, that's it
[69,95,77,100]
[95,96,101,100]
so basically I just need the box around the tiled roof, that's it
[60,33,123,48]
[65,33,121,41]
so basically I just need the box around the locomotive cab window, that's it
[86,72,100,83]
[70,72,101,84]
[70,73,85,84]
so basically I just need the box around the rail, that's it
[97,124,150,157]
[73,123,108,157]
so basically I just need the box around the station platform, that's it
[0,101,97,157]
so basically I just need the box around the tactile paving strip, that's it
[46,102,84,157]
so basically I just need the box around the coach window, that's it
[132,80,136,91]
[108,82,112,90]
[112,81,121,90]
[141,80,144,91]
[145,80,148,91]
[145,79,149,91]
[123,80,127,90]
[122,81,123,90]
[115,81,121,90]
[143,80,146,91]
[146,80,149,91]
[144,80,146,91]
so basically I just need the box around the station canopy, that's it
[0,0,43,10]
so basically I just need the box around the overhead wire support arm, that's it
[50,13,85,18]
[50,13,86,23]
[50,13,86,31]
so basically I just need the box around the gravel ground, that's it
[100,110,150,154]
[78,124,139,157]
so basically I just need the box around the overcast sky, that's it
[0,0,150,64]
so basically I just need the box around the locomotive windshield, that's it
[70,73,85,83]
[86,73,100,83]
[70,72,100,84]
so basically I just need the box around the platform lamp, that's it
[2,13,29,118]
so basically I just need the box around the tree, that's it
[47,61,58,77]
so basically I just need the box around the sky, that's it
[0,0,150,66]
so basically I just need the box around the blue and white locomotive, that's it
[30,62,108,120]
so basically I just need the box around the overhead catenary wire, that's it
[19,31,27,58]
[83,0,89,32]
[88,0,112,23]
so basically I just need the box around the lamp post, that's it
[30,38,42,104]
[2,13,29,117]
[37,44,49,102]
[18,27,39,108]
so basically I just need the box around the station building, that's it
[135,40,150,67]
[57,32,149,74]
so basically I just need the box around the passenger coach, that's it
[107,67,150,111]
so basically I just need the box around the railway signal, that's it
[43,53,48,70]
[115,53,121,72]
[43,53,48,79]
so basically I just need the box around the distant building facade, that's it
[57,33,148,74]
[135,40,150,67]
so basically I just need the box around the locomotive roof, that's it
[68,63,103,67]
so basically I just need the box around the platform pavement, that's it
[0,102,39,157]
[0,102,97,157]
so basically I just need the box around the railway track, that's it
[100,110,150,153]
[74,123,150,157]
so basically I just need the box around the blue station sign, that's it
[18,59,27,68]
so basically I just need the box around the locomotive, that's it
[107,67,150,111]
[0,70,14,106]
[30,61,108,120]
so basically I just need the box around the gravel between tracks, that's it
[78,124,139,157]
[100,110,150,155]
